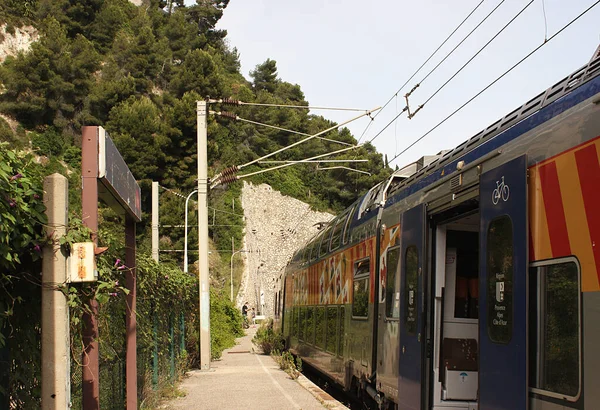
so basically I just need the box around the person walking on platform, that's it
[242,302,249,328]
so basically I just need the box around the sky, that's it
[213,0,600,169]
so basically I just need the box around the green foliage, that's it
[252,319,283,355]
[272,350,303,379]
[0,144,46,273]
[208,288,244,359]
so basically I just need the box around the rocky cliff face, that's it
[0,25,38,64]
[238,182,334,317]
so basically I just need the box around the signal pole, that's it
[197,101,211,370]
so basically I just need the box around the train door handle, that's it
[402,346,406,354]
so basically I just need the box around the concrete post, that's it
[197,100,211,370]
[151,182,159,262]
[41,173,70,410]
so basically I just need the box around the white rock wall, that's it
[238,182,334,317]
[0,25,38,64]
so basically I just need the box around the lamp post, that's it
[230,249,248,301]
[183,189,198,273]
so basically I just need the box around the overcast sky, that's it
[213,0,600,168]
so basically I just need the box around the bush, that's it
[252,319,283,355]
[272,350,302,379]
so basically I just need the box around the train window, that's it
[342,205,356,245]
[326,306,338,354]
[404,246,418,335]
[330,217,345,251]
[306,306,315,345]
[292,307,298,338]
[486,216,513,344]
[352,259,370,318]
[529,259,580,400]
[385,246,401,319]
[319,226,333,257]
[338,307,345,357]
[315,307,326,349]
[299,307,306,341]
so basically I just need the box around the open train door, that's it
[479,155,528,410]
[398,204,425,410]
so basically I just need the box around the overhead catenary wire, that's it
[367,0,534,146]
[420,0,535,108]
[387,0,600,166]
[357,0,488,143]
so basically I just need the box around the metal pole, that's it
[184,190,198,273]
[230,249,247,302]
[81,126,100,409]
[125,216,137,409]
[151,182,159,262]
[197,100,210,370]
[230,237,234,301]
[41,173,70,410]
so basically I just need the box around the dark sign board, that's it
[98,128,142,221]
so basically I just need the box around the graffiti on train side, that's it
[292,238,377,306]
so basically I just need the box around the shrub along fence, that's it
[0,145,243,408]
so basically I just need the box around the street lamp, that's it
[183,189,198,273]
[230,249,248,302]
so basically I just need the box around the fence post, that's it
[41,173,70,410]
[152,305,158,388]
[169,314,175,380]
[179,311,185,354]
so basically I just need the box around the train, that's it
[273,47,600,410]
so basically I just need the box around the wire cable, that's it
[387,0,600,166]
[237,107,379,170]
[421,0,535,108]
[418,0,507,86]
[233,115,354,146]
[357,0,488,143]
[238,102,369,111]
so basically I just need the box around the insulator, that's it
[221,98,241,106]
[221,174,238,185]
[220,111,237,120]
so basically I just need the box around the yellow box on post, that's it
[67,242,97,283]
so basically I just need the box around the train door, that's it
[478,155,528,410]
[398,204,425,410]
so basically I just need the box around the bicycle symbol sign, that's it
[492,176,510,205]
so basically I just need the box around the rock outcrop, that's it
[238,182,334,317]
[0,25,38,64]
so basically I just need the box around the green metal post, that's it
[152,307,158,388]
[169,314,175,380]
[179,311,185,354]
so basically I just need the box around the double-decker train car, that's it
[274,50,600,410]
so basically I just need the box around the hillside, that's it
[0,0,389,287]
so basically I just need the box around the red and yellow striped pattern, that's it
[529,135,600,292]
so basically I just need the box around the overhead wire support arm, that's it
[258,159,368,164]
[211,112,354,146]
[209,98,371,112]
[237,144,361,179]
[237,106,380,170]
[317,166,371,175]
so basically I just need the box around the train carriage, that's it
[275,49,600,410]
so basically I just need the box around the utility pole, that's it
[197,101,210,370]
[152,181,159,262]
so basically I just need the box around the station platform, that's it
[166,326,347,410]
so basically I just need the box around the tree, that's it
[250,59,278,93]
